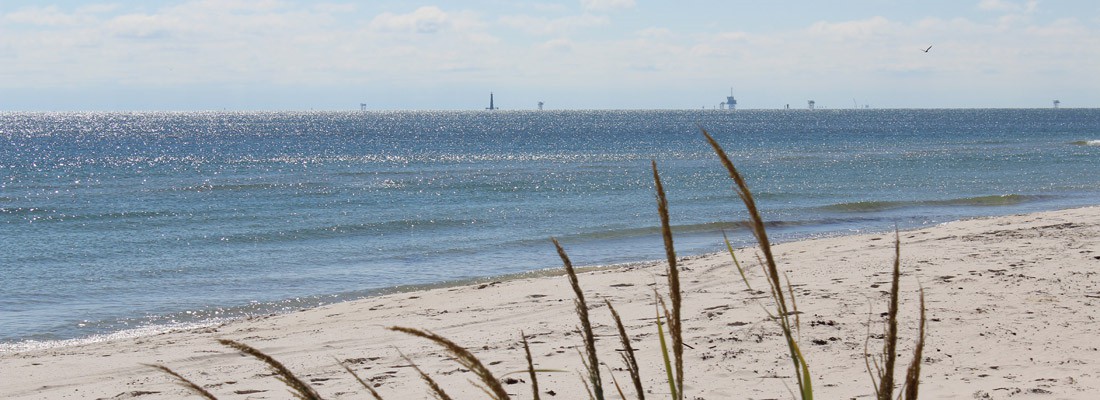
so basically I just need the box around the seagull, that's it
[921,45,933,53]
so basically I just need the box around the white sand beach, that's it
[3,206,1099,399]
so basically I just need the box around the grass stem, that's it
[145,363,220,400]
[387,327,509,400]
[553,238,604,400]
[218,339,322,400]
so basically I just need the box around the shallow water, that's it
[2,109,1098,347]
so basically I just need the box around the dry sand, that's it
[3,206,1100,399]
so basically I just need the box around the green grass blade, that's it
[704,128,812,399]
[702,129,786,309]
[655,298,678,400]
[784,272,801,338]
[790,340,814,400]
[722,231,752,291]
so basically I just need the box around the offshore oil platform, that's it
[720,88,737,110]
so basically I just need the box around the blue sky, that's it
[1,0,1098,110]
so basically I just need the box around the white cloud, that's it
[806,16,893,41]
[312,3,357,14]
[541,38,574,52]
[0,1,1095,109]
[76,4,121,15]
[1026,18,1087,36]
[499,13,608,36]
[977,0,1038,13]
[368,6,451,34]
[530,3,570,13]
[3,6,88,26]
[635,27,672,38]
[580,0,636,12]
[978,0,1021,12]
[1025,0,1039,13]
[106,13,182,39]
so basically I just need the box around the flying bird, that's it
[921,45,933,53]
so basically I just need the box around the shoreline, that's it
[0,213,986,353]
[2,199,1072,352]
[3,206,1100,398]
[0,260,649,354]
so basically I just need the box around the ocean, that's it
[2,109,1098,349]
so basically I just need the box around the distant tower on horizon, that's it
[1053,100,1061,109]
[726,88,737,110]
[808,100,816,110]
[360,103,367,111]
[538,101,544,110]
[486,93,496,110]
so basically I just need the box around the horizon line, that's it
[0,106,1091,113]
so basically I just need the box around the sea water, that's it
[2,109,1098,348]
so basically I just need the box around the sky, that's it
[1,0,1098,111]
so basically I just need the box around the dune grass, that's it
[402,349,455,400]
[605,298,644,400]
[388,326,510,400]
[143,363,218,400]
[865,232,928,400]
[149,130,928,399]
[651,160,685,400]
[338,358,385,400]
[218,339,323,400]
[702,129,813,399]
[553,237,604,400]
[521,332,542,400]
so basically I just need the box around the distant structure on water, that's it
[538,101,544,110]
[720,88,737,110]
[486,93,496,110]
[360,103,367,111]
[1053,100,1061,109]
[808,100,816,110]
